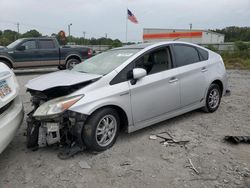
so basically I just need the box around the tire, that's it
[82,108,120,151]
[0,60,12,69]
[65,58,80,70]
[203,83,222,113]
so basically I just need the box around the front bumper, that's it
[0,96,24,154]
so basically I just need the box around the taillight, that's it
[87,49,92,57]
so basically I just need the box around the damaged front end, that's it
[26,84,91,159]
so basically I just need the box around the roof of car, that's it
[114,42,156,50]
[113,41,207,51]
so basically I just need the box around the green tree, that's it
[0,30,19,46]
[214,27,250,42]
[21,29,42,38]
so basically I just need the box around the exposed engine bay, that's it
[26,80,94,159]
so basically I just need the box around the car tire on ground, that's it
[82,108,120,151]
[65,58,80,70]
[203,83,222,113]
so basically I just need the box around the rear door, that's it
[38,39,60,66]
[171,44,208,107]
[129,46,181,124]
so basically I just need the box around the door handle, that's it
[169,77,178,83]
[201,67,208,72]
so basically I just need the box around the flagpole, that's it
[125,8,128,43]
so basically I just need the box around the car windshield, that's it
[73,49,140,75]
[7,39,23,49]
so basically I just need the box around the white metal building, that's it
[143,28,225,44]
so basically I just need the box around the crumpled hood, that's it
[26,70,102,91]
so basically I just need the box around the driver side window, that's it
[135,47,171,75]
[20,41,37,50]
[110,46,172,85]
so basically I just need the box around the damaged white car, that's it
[26,42,229,157]
[0,63,24,154]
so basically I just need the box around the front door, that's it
[129,46,181,124]
[12,40,40,68]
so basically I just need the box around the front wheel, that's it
[203,83,222,113]
[82,108,120,151]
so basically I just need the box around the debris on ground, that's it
[149,131,190,146]
[149,135,157,140]
[120,161,132,166]
[187,158,199,175]
[78,161,91,169]
[57,143,85,160]
[224,136,250,144]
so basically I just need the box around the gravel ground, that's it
[0,69,250,188]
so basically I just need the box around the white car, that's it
[26,42,228,152]
[0,63,24,154]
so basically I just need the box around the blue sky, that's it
[0,0,249,42]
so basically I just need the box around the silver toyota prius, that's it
[26,41,228,153]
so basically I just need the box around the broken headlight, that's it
[33,95,83,118]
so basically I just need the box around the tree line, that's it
[213,26,250,42]
[1,26,250,47]
[0,29,123,47]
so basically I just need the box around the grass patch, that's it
[223,58,250,69]
[220,51,250,70]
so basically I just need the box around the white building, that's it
[143,28,225,44]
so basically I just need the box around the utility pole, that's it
[105,33,108,38]
[68,23,72,42]
[15,22,20,40]
[189,23,192,30]
[83,31,86,45]
[17,22,20,34]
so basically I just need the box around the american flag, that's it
[127,9,138,24]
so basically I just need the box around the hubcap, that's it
[67,61,77,69]
[208,88,220,109]
[96,115,117,147]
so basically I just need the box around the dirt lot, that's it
[0,69,250,188]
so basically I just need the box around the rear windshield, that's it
[73,49,140,75]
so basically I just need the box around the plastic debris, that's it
[149,135,157,140]
[78,161,91,169]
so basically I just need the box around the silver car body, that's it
[26,41,227,133]
[0,63,24,153]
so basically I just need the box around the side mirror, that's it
[131,68,147,85]
[133,68,147,80]
[16,45,25,51]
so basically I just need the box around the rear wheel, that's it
[203,83,221,113]
[82,108,120,151]
[65,58,80,70]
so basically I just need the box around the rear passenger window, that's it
[173,45,200,67]
[197,47,209,61]
[39,40,55,49]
